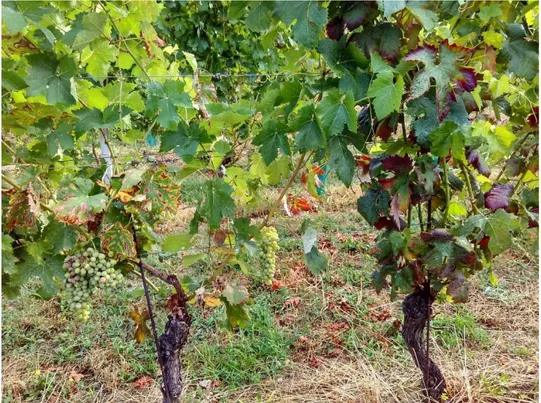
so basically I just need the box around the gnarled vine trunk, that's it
[402,288,446,402]
[159,308,190,403]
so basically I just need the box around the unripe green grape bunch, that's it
[254,226,280,285]
[62,247,123,322]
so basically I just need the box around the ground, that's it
[2,176,539,403]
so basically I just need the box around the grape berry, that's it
[63,248,123,322]
[254,226,280,285]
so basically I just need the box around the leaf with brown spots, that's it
[100,222,136,261]
[131,375,153,389]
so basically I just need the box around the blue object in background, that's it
[316,165,328,196]
[145,132,158,147]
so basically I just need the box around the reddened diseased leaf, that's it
[4,189,40,234]
[420,229,454,243]
[467,150,491,177]
[348,22,401,62]
[447,275,469,303]
[326,17,344,40]
[484,183,513,211]
[381,155,413,175]
[100,222,136,261]
[405,41,477,120]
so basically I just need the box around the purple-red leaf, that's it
[484,183,514,211]
[326,17,344,40]
[420,228,454,243]
[467,149,491,177]
[343,2,371,30]
[381,155,413,175]
[405,40,477,121]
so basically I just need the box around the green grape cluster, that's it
[254,226,280,285]
[62,248,123,322]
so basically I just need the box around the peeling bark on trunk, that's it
[402,289,446,402]
[159,309,190,403]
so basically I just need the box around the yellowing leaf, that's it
[482,31,504,49]
[204,295,222,308]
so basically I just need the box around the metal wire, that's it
[75,72,321,80]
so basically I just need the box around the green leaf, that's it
[377,0,406,17]
[182,253,206,267]
[501,24,539,80]
[357,188,390,224]
[407,2,438,31]
[274,1,327,49]
[25,54,76,106]
[162,234,193,253]
[10,252,64,299]
[121,167,148,190]
[316,89,356,135]
[202,179,236,229]
[159,121,210,162]
[425,242,455,268]
[101,82,145,113]
[222,284,249,305]
[100,222,137,261]
[2,234,18,275]
[46,123,74,157]
[253,120,291,165]
[42,221,77,254]
[485,209,521,255]
[74,106,132,133]
[245,1,274,32]
[429,121,466,162]
[2,5,27,34]
[305,248,328,275]
[223,300,250,329]
[339,69,371,102]
[366,71,404,120]
[292,104,325,152]
[328,134,355,187]
[81,39,117,78]
[266,154,292,185]
[72,12,109,50]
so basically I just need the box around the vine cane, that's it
[131,224,171,402]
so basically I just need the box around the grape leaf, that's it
[484,183,513,211]
[484,209,521,254]
[202,179,236,229]
[9,252,64,299]
[2,4,27,34]
[101,82,145,113]
[292,104,326,152]
[428,120,466,162]
[81,39,116,78]
[405,40,477,121]
[74,106,132,133]
[339,69,371,102]
[316,89,356,135]
[146,80,193,130]
[501,24,539,80]
[253,120,291,165]
[366,71,404,120]
[4,189,40,234]
[162,234,193,253]
[100,222,137,260]
[328,134,355,187]
[446,273,469,303]
[222,284,249,305]
[42,221,77,254]
[377,0,405,17]
[159,121,210,162]
[245,1,274,32]
[348,22,402,62]
[407,1,438,31]
[305,247,328,275]
[53,179,108,225]
[25,54,76,106]
[467,149,491,177]
[274,1,328,49]
[357,188,390,224]
[2,234,18,275]
[71,12,109,50]
[223,300,251,329]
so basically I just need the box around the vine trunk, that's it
[402,288,446,402]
